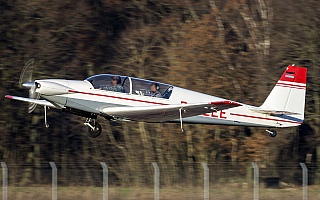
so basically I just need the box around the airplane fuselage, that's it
[41,78,302,128]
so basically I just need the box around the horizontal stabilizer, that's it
[5,95,56,108]
[250,108,300,116]
[101,101,241,122]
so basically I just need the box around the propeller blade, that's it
[28,83,40,113]
[19,59,34,87]
[19,59,39,113]
[28,99,39,113]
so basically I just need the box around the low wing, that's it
[250,108,300,115]
[5,95,56,108]
[101,101,241,122]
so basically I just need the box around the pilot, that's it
[106,76,125,92]
[150,83,162,98]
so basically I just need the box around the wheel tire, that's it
[269,130,277,137]
[87,122,102,138]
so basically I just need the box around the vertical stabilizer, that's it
[261,65,307,120]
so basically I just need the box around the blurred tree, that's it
[0,0,319,186]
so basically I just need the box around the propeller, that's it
[19,59,40,113]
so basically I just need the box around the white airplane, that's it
[5,60,307,138]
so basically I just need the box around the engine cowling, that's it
[35,80,70,95]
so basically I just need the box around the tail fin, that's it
[260,65,307,120]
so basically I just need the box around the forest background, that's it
[0,0,319,187]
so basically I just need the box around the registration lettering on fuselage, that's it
[203,111,227,119]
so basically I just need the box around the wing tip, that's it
[5,95,13,99]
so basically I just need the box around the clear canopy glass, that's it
[86,74,173,99]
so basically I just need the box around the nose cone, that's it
[22,81,35,89]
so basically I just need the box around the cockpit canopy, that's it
[85,74,173,99]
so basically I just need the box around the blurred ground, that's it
[1,185,319,200]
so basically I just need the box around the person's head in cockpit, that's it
[108,76,125,93]
[150,83,162,98]
[111,76,121,86]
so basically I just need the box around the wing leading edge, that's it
[5,95,56,108]
[101,101,242,122]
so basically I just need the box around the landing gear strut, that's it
[266,129,277,137]
[84,118,102,138]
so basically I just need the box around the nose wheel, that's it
[84,118,102,138]
[266,129,277,137]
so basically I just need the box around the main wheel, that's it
[269,130,277,137]
[87,122,102,138]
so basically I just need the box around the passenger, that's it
[150,83,162,98]
[106,76,125,92]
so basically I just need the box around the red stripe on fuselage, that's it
[69,90,302,125]
[230,113,302,124]
[68,90,168,105]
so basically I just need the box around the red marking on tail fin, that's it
[280,65,307,84]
